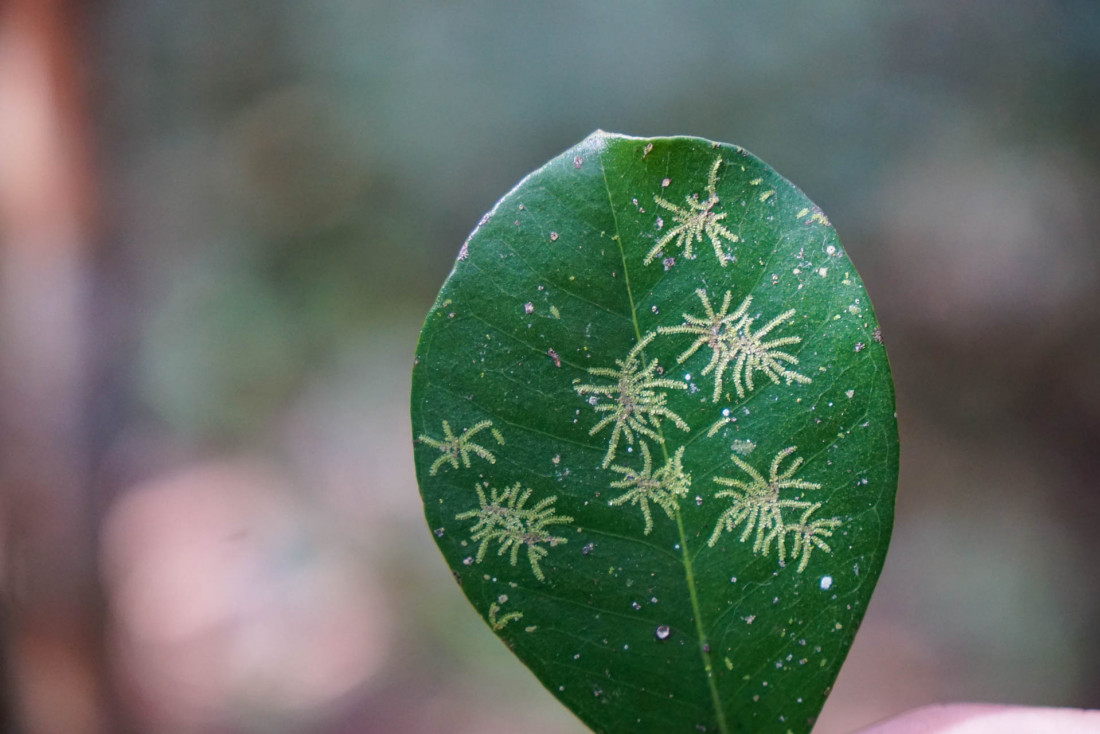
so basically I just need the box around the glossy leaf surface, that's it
[411,132,898,733]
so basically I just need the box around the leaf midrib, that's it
[598,140,731,734]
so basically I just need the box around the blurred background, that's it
[0,1,1097,732]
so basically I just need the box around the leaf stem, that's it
[675,507,729,734]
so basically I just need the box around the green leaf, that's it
[410,132,898,734]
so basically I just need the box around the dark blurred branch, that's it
[0,0,116,731]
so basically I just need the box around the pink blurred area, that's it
[855,704,1100,734]
[101,460,391,730]
[1,2,1098,733]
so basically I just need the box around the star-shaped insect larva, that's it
[708,447,830,571]
[660,290,811,403]
[574,332,689,468]
[418,419,505,475]
[645,157,739,267]
[786,503,842,573]
[608,443,691,535]
[456,482,573,582]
